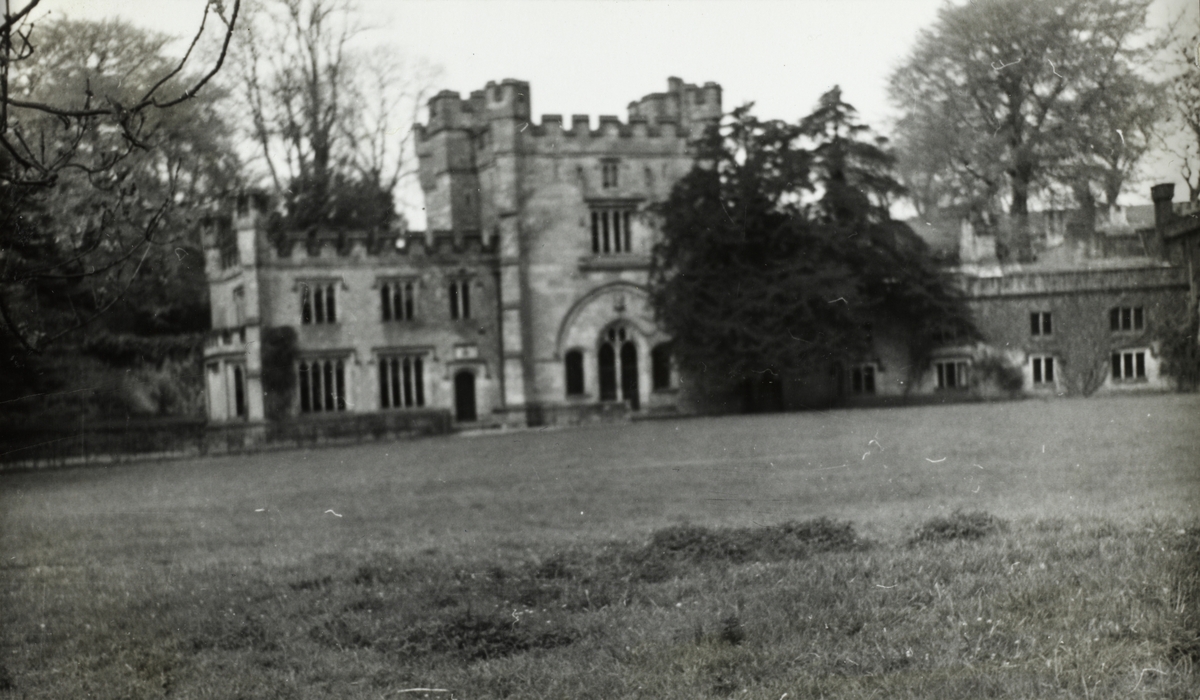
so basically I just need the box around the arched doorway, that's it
[598,344,617,401]
[454,370,477,422]
[598,326,639,410]
[620,340,639,410]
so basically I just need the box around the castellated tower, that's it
[417,77,721,425]
[200,76,721,434]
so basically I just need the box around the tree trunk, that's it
[1009,175,1033,263]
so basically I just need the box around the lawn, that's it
[1,393,1198,698]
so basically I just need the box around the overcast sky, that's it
[46,0,1200,212]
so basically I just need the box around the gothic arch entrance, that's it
[599,326,639,410]
[620,340,639,410]
[454,370,477,422]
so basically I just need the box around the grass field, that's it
[2,393,1198,698]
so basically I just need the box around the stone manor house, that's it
[201,76,1200,430]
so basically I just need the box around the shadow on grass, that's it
[295,517,868,664]
[618,517,866,583]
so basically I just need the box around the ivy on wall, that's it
[1161,313,1200,391]
[261,326,298,420]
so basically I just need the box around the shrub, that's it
[971,351,1024,395]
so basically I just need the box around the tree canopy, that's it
[650,89,976,406]
[0,9,241,408]
[0,3,240,356]
[888,0,1165,258]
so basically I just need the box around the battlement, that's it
[417,76,720,142]
[520,112,685,140]
[628,77,722,129]
[262,227,499,261]
[418,79,532,137]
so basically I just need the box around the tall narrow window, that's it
[565,349,585,396]
[598,343,617,401]
[935,360,970,390]
[1111,350,1147,381]
[598,326,638,408]
[449,280,471,320]
[1030,311,1051,336]
[381,280,416,321]
[1110,306,1145,331]
[611,210,622,251]
[298,358,347,413]
[232,286,246,326]
[233,365,246,417]
[1031,356,1055,384]
[301,282,338,325]
[849,364,876,394]
[588,207,636,255]
[601,159,619,188]
[299,361,311,411]
[379,355,426,408]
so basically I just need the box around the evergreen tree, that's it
[650,89,975,410]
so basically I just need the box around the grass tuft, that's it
[718,614,745,646]
[623,517,864,582]
[405,611,576,661]
[909,509,1008,545]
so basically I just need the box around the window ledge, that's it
[578,254,651,271]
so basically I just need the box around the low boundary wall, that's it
[0,410,452,471]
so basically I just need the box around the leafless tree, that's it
[1165,31,1200,202]
[232,0,439,227]
[340,45,440,213]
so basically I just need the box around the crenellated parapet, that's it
[519,113,685,141]
[627,77,723,136]
[415,78,532,140]
[415,76,721,145]
[259,226,499,263]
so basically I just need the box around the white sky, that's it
[39,0,1200,216]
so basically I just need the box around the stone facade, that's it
[896,185,1196,401]
[200,77,1198,430]
[202,77,722,427]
